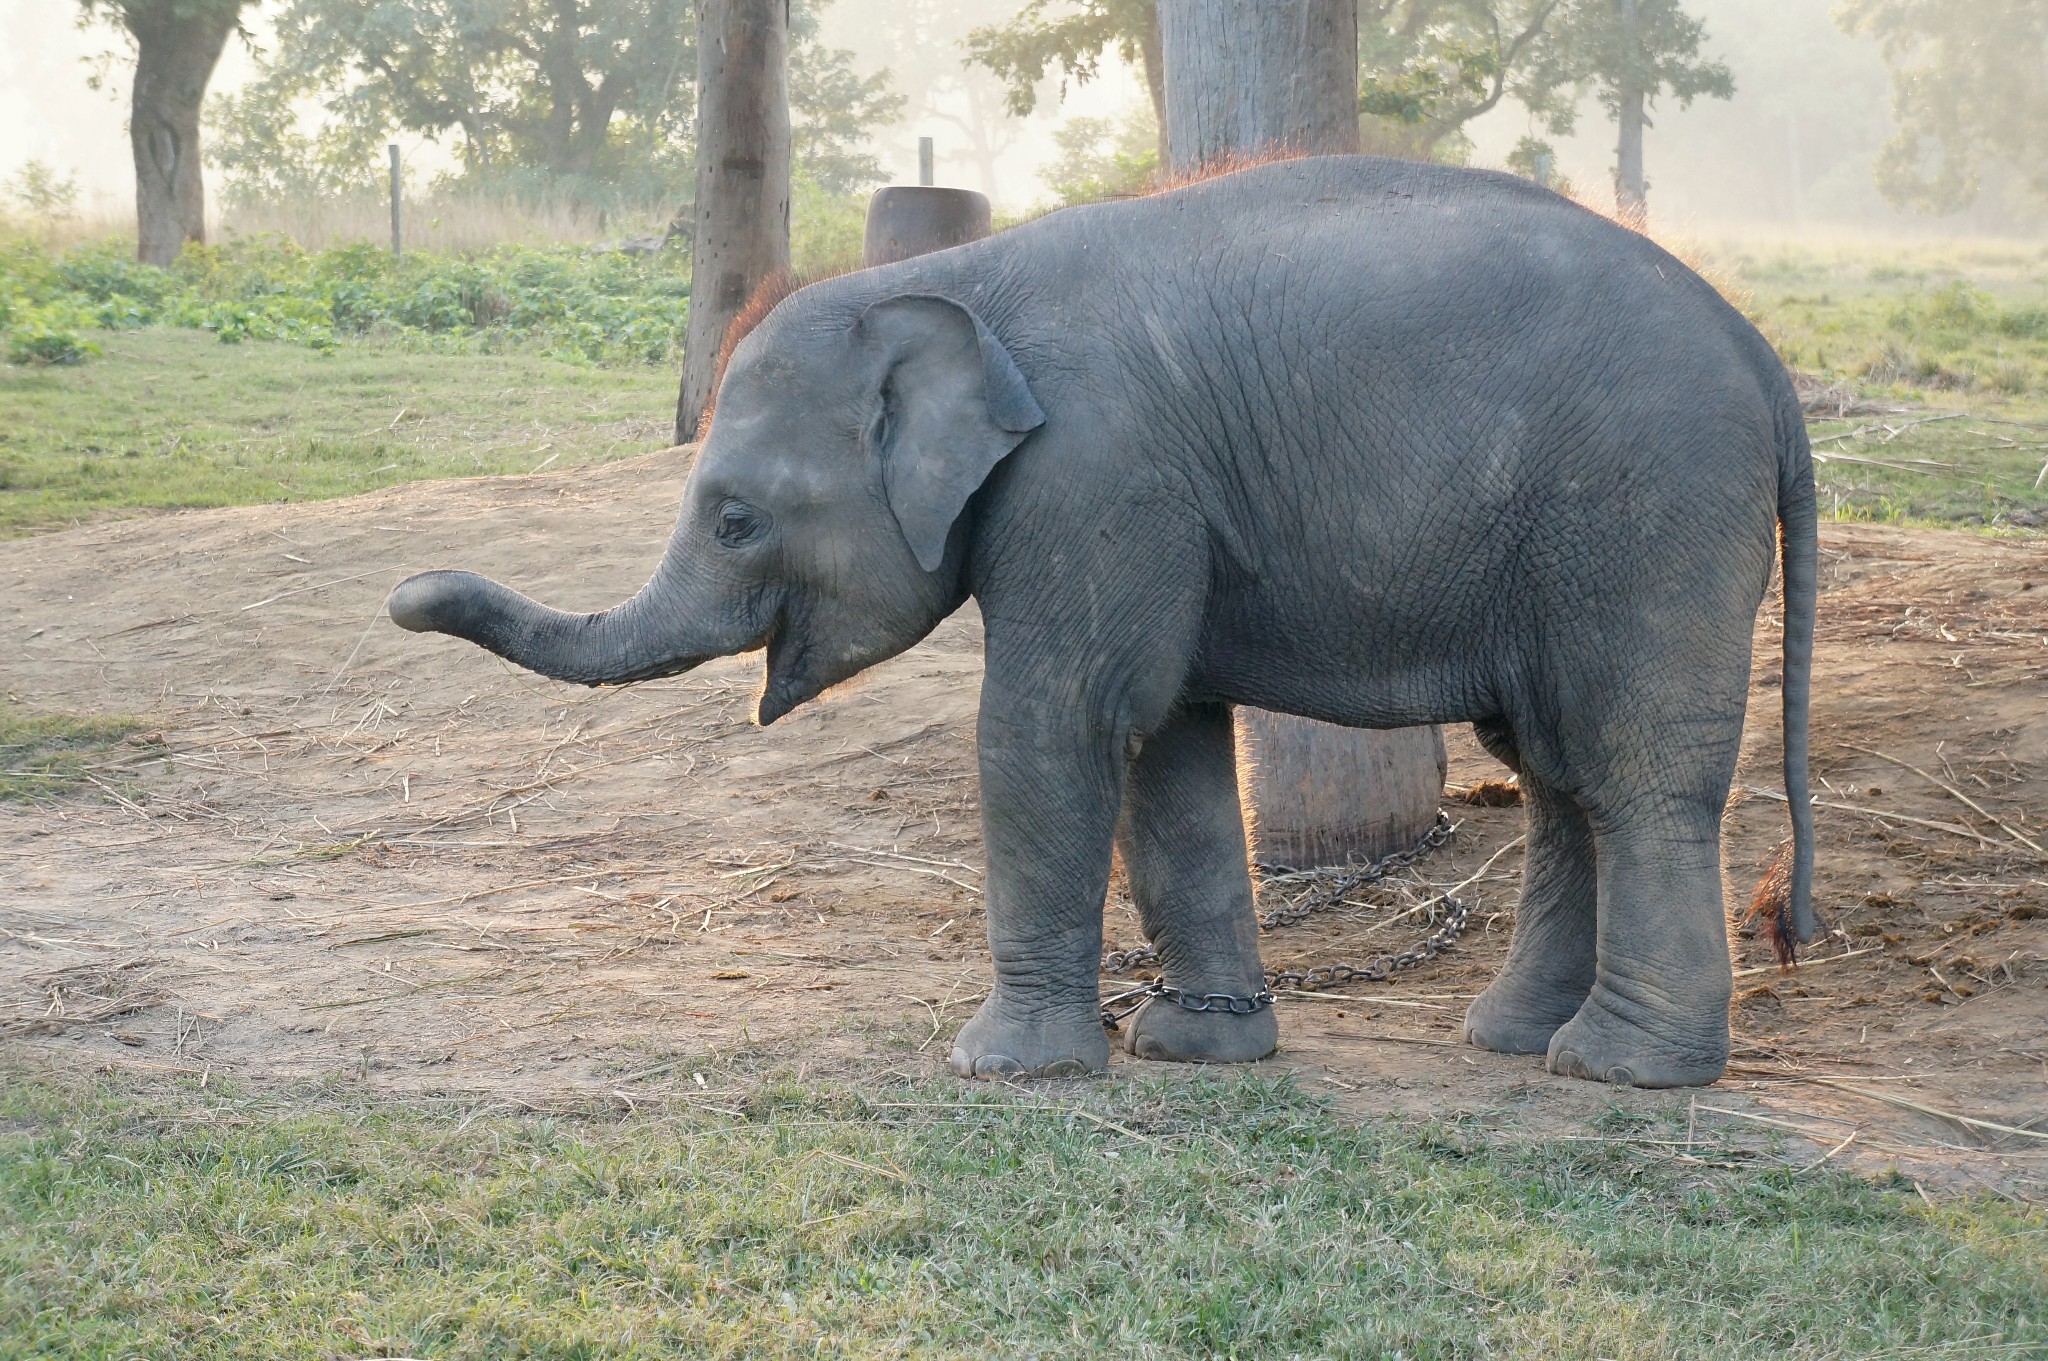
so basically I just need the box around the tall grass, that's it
[218,189,665,254]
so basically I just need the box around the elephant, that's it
[387,155,1817,1090]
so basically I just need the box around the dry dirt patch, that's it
[3,450,2045,1193]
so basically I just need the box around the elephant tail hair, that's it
[1774,391,1819,964]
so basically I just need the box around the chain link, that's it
[1098,810,1470,1028]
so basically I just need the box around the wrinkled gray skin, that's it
[389,157,1817,1089]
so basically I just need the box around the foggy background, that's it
[1,0,2035,236]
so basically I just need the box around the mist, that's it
[1,0,2038,235]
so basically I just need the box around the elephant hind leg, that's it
[1463,767,1597,1055]
[1547,807,1733,1088]
[1115,701,1278,1065]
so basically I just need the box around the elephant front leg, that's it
[948,692,1121,1080]
[1114,702,1277,1064]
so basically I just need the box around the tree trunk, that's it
[1135,3,1167,174]
[674,0,791,444]
[1156,0,1358,177]
[1238,716,1446,868]
[1613,0,1647,226]
[125,1,240,267]
[1158,0,1444,869]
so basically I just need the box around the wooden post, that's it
[862,187,991,268]
[388,144,402,258]
[1158,0,1445,869]
[674,0,791,445]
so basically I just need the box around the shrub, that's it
[0,235,697,366]
[5,304,99,366]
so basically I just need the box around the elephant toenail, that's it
[1605,1065,1635,1086]
[972,1054,1027,1079]
[1552,1049,1582,1075]
[1036,1058,1088,1078]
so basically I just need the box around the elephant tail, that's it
[1772,391,1819,964]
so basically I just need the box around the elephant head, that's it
[386,290,1045,723]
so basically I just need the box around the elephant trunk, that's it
[386,556,718,686]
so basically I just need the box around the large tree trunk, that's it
[126,1,240,267]
[1156,0,1358,177]
[1613,0,1648,226]
[674,0,791,444]
[1135,3,1167,175]
[1158,0,1444,868]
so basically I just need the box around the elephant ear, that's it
[857,294,1045,572]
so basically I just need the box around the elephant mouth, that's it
[756,622,814,726]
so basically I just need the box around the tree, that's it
[82,0,255,265]
[1521,0,1733,223]
[787,1,904,195]
[1156,0,1446,870]
[1156,0,1358,173]
[852,0,1024,200]
[967,0,1567,172]
[230,0,695,203]
[965,0,1165,164]
[212,0,895,208]
[1041,108,1158,203]
[674,0,788,445]
[1356,0,1560,161]
[1837,0,2048,213]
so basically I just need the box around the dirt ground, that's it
[4,446,2046,1195]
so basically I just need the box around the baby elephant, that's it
[388,156,1816,1089]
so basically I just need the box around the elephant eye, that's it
[715,501,766,546]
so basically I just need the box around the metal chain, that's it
[1098,810,1469,1028]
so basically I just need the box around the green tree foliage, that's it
[1041,107,1159,203]
[2,163,83,221]
[788,1,905,195]
[207,0,898,208]
[966,1,1569,168]
[1357,1,1560,161]
[1519,0,1734,143]
[964,0,1161,121]
[1837,0,2048,214]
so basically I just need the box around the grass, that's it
[0,704,143,801]
[0,328,678,536]
[0,1069,2041,1360]
[1714,235,2048,529]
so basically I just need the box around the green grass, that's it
[0,704,143,801]
[0,1069,2041,1359]
[0,328,678,536]
[1719,236,2048,529]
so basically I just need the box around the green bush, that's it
[0,234,696,366]
[4,302,99,366]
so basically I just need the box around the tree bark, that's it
[1158,0,1445,867]
[1135,3,1167,175]
[125,0,241,267]
[1613,0,1647,226]
[675,0,791,444]
[1156,0,1358,177]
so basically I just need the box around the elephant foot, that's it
[1462,975,1590,1056]
[1545,988,1728,1089]
[1121,995,1279,1065]
[948,993,1110,1080]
